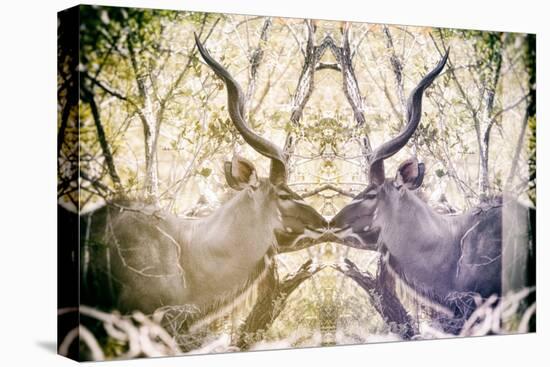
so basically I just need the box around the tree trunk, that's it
[235,259,323,349]
[338,24,367,128]
[382,26,406,123]
[127,35,160,202]
[143,113,160,202]
[81,86,122,191]
[476,33,503,202]
[289,20,319,125]
[246,18,272,106]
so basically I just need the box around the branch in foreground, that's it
[236,259,325,349]
[334,258,417,339]
[58,306,181,361]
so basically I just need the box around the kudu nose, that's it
[310,209,329,232]
[296,201,328,231]
[329,208,350,231]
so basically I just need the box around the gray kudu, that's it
[330,50,533,330]
[83,35,327,319]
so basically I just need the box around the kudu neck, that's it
[193,184,278,259]
[378,188,457,262]
[377,187,474,301]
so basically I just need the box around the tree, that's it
[79,7,220,203]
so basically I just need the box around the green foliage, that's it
[198,167,212,178]
[435,169,446,178]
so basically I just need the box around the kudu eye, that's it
[357,188,378,202]
[278,193,293,200]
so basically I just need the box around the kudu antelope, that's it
[83,35,327,318]
[330,51,534,330]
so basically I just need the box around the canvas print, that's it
[57,4,536,361]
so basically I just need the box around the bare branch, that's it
[301,184,356,198]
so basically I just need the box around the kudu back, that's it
[83,36,327,317]
[330,51,534,328]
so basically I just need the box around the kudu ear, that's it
[224,155,259,190]
[395,157,425,190]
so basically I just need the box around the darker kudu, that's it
[330,51,534,333]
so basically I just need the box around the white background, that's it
[0,0,547,365]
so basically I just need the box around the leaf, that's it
[199,167,212,178]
